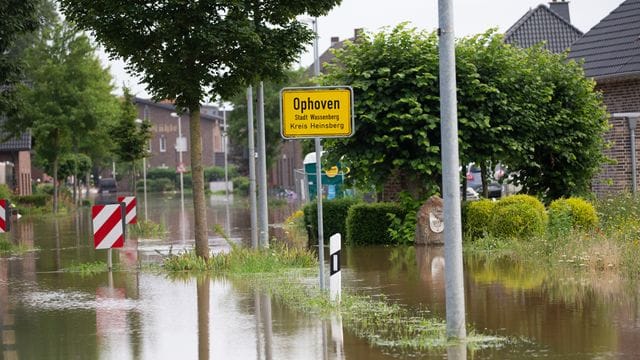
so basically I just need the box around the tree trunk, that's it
[52,155,59,214]
[480,161,489,198]
[189,107,209,259]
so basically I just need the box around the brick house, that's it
[0,119,32,196]
[504,0,583,53]
[568,0,640,196]
[134,98,224,169]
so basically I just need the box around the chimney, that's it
[354,28,364,40]
[549,0,571,23]
[330,36,339,46]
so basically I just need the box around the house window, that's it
[160,135,166,152]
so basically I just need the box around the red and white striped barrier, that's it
[92,204,125,249]
[117,196,137,224]
[0,199,9,232]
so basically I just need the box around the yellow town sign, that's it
[280,86,353,139]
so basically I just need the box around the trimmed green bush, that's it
[490,195,547,239]
[232,176,249,196]
[14,194,48,208]
[304,198,360,246]
[345,202,406,245]
[147,178,175,192]
[464,199,496,240]
[146,167,177,181]
[548,197,598,234]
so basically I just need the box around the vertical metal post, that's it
[177,115,184,209]
[315,139,325,290]
[257,82,269,248]
[107,248,113,271]
[312,17,326,290]
[439,0,466,339]
[142,156,148,220]
[247,86,259,248]
[629,117,638,196]
[222,105,229,203]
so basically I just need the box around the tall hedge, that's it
[304,198,360,246]
[345,202,406,245]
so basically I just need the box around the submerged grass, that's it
[161,223,507,354]
[0,237,36,254]
[162,224,316,273]
[247,272,507,353]
[130,219,167,239]
[63,261,109,275]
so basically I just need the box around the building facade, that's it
[134,98,225,170]
[568,0,640,196]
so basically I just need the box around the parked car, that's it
[466,163,502,199]
[98,178,117,194]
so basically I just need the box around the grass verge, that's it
[63,261,110,275]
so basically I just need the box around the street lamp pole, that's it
[171,112,185,209]
[135,118,149,220]
[222,104,229,202]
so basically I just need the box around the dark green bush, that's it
[204,166,238,182]
[304,197,360,246]
[147,178,175,192]
[490,195,547,239]
[146,167,177,181]
[464,199,496,240]
[345,202,406,245]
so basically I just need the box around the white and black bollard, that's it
[329,233,341,302]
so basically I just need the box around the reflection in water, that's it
[447,343,467,360]
[197,275,210,360]
[5,195,640,359]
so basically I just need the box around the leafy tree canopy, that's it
[12,18,118,211]
[322,25,608,201]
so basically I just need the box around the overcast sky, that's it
[102,0,620,100]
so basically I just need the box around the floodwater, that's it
[2,193,640,359]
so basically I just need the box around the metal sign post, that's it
[280,86,353,290]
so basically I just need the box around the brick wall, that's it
[592,78,640,196]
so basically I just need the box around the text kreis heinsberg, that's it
[291,96,343,130]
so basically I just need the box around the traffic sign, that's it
[92,204,125,249]
[0,199,8,232]
[117,196,137,224]
[280,86,354,139]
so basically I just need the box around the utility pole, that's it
[256,82,269,248]
[439,0,466,339]
[247,86,259,248]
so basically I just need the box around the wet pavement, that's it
[2,193,640,359]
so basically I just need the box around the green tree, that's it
[0,0,55,117]
[322,25,608,201]
[111,88,152,194]
[322,25,442,197]
[60,0,342,258]
[12,19,117,212]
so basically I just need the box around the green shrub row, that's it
[464,195,597,241]
[303,198,361,246]
[345,202,406,245]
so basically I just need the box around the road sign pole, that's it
[315,138,325,290]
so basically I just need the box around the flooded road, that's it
[2,193,640,359]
